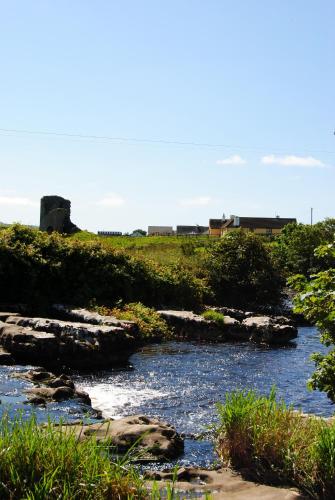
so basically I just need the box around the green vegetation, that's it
[202,309,225,326]
[0,414,145,499]
[2,220,334,313]
[205,230,284,307]
[289,241,335,402]
[273,219,335,277]
[94,302,172,341]
[0,224,207,310]
[215,388,335,499]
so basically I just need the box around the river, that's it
[73,326,333,467]
[0,326,332,467]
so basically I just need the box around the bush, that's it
[0,225,206,311]
[272,220,335,277]
[94,302,172,341]
[289,241,335,403]
[215,388,335,498]
[0,414,145,499]
[205,230,284,308]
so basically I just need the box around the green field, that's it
[71,231,218,270]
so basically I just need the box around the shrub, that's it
[205,230,284,308]
[0,224,206,311]
[215,388,335,498]
[202,309,225,327]
[272,220,335,277]
[289,241,335,403]
[94,302,172,341]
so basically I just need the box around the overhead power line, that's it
[0,127,334,155]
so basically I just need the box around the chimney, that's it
[233,216,240,227]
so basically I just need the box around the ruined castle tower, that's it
[40,195,80,234]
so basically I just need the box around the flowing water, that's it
[0,326,333,467]
[73,326,333,467]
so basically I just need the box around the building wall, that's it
[221,227,284,235]
[209,228,221,236]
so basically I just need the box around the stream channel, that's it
[75,325,333,468]
[0,326,333,468]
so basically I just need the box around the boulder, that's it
[13,368,91,406]
[242,316,298,344]
[60,415,184,460]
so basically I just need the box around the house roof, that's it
[209,219,224,229]
[176,225,209,235]
[222,217,296,229]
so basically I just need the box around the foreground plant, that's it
[215,388,335,499]
[0,414,146,499]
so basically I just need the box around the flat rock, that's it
[158,310,297,345]
[0,312,20,322]
[1,316,138,369]
[242,316,298,344]
[145,467,302,499]
[60,415,184,460]
[52,304,136,331]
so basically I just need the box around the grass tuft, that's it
[215,388,335,498]
[0,414,146,499]
[202,309,225,326]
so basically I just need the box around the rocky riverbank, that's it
[0,304,297,370]
[158,309,298,345]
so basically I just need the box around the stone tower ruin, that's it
[40,195,80,234]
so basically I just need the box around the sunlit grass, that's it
[215,388,335,498]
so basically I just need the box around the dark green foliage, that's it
[289,241,335,402]
[205,229,284,307]
[273,219,335,276]
[0,224,206,310]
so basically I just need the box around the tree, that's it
[289,241,335,402]
[131,229,147,236]
[205,229,284,307]
[273,219,335,277]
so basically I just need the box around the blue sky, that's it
[0,1,334,232]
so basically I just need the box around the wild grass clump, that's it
[215,388,335,498]
[0,414,145,499]
[95,302,172,341]
[202,309,225,326]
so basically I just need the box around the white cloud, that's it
[96,194,125,207]
[261,154,325,168]
[0,196,38,206]
[216,155,246,165]
[180,196,212,206]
